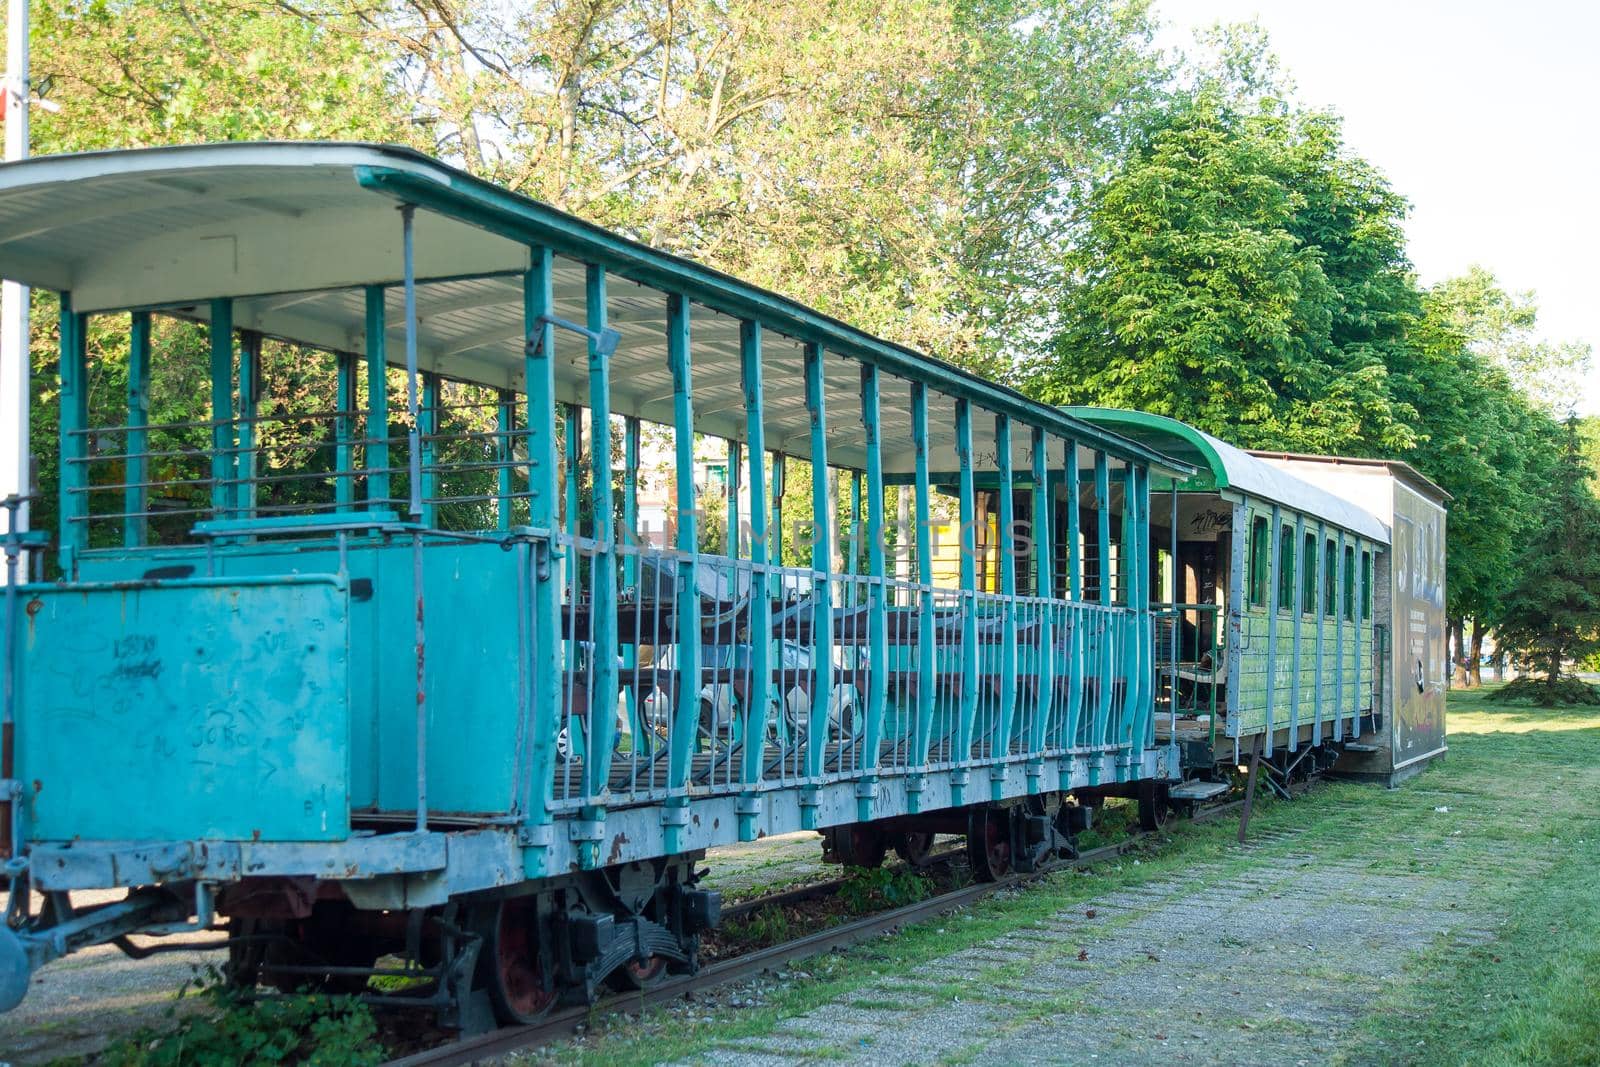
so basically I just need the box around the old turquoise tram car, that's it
[0,143,1202,1024]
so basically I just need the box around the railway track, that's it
[387,799,1243,1067]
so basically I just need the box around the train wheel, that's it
[482,898,557,1025]
[967,809,1012,882]
[894,830,936,868]
[1137,780,1172,832]
[606,953,670,991]
[825,824,888,868]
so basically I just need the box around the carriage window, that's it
[1277,522,1294,611]
[1301,531,1316,614]
[1323,539,1337,616]
[1361,550,1373,619]
[1343,545,1356,620]
[1249,515,1269,606]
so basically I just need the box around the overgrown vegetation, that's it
[1499,675,1600,706]
[86,974,383,1067]
[836,865,933,914]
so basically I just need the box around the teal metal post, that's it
[910,383,935,783]
[495,389,516,531]
[1091,451,1111,779]
[208,299,235,518]
[1029,427,1053,770]
[859,363,888,818]
[1118,464,1141,775]
[1062,438,1082,777]
[522,249,559,876]
[622,416,640,587]
[666,293,701,834]
[236,331,259,519]
[364,287,390,510]
[954,398,977,803]
[992,414,1017,799]
[738,321,772,831]
[564,403,582,671]
[418,371,440,528]
[727,441,741,558]
[803,342,833,790]
[124,311,151,546]
[583,265,619,807]
[57,294,88,573]
[335,352,357,510]
[770,452,785,567]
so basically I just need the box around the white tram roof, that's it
[1063,408,1391,545]
[0,141,1193,482]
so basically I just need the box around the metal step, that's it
[1169,779,1231,801]
[1341,742,1381,753]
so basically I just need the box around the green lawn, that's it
[545,686,1600,1066]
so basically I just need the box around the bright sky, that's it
[1155,0,1600,416]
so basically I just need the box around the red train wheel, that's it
[485,899,557,1024]
[967,809,1012,882]
[895,830,936,868]
[608,953,669,991]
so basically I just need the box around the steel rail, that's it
[382,808,1248,1067]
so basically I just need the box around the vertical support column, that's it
[802,342,833,792]
[56,295,88,573]
[335,352,357,511]
[1030,427,1054,767]
[859,363,888,818]
[1313,521,1326,745]
[1090,451,1111,781]
[992,414,1016,799]
[418,371,440,528]
[564,402,582,673]
[621,415,640,585]
[1169,482,1179,743]
[1118,464,1141,775]
[363,287,390,511]
[495,389,516,531]
[400,205,427,833]
[1289,514,1305,749]
[666,293,701,832]
[1333,531,1346,742]
[1062,440,1083,784]
[1264,504,1282,756]
[124,312,151,546]
[521,248,559,875]
[910,383,935,787]
[953,398,977,803]
[726,440,741,559]
[583,264,619,806]
[208,298,235,519]
[236,331,259,520]
[738,321,772,832]
[770,452,785,567]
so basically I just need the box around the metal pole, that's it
[0,0,31,575]
[401,205,427,832]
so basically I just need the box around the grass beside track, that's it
[534,687,1600,1067]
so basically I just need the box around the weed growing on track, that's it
[79,971,383,1067]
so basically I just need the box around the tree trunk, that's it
[1468,620,1485,687]
[1450,616,1468,688]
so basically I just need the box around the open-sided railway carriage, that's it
[0,143,1444,1026]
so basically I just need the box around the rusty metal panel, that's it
[15,576,350,842]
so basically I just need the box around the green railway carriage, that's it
[1066,410,1395,773]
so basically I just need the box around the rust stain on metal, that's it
[606,832,629,865]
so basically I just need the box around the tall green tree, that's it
[1496,421,1600,701]
[1028,88,1418,455]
